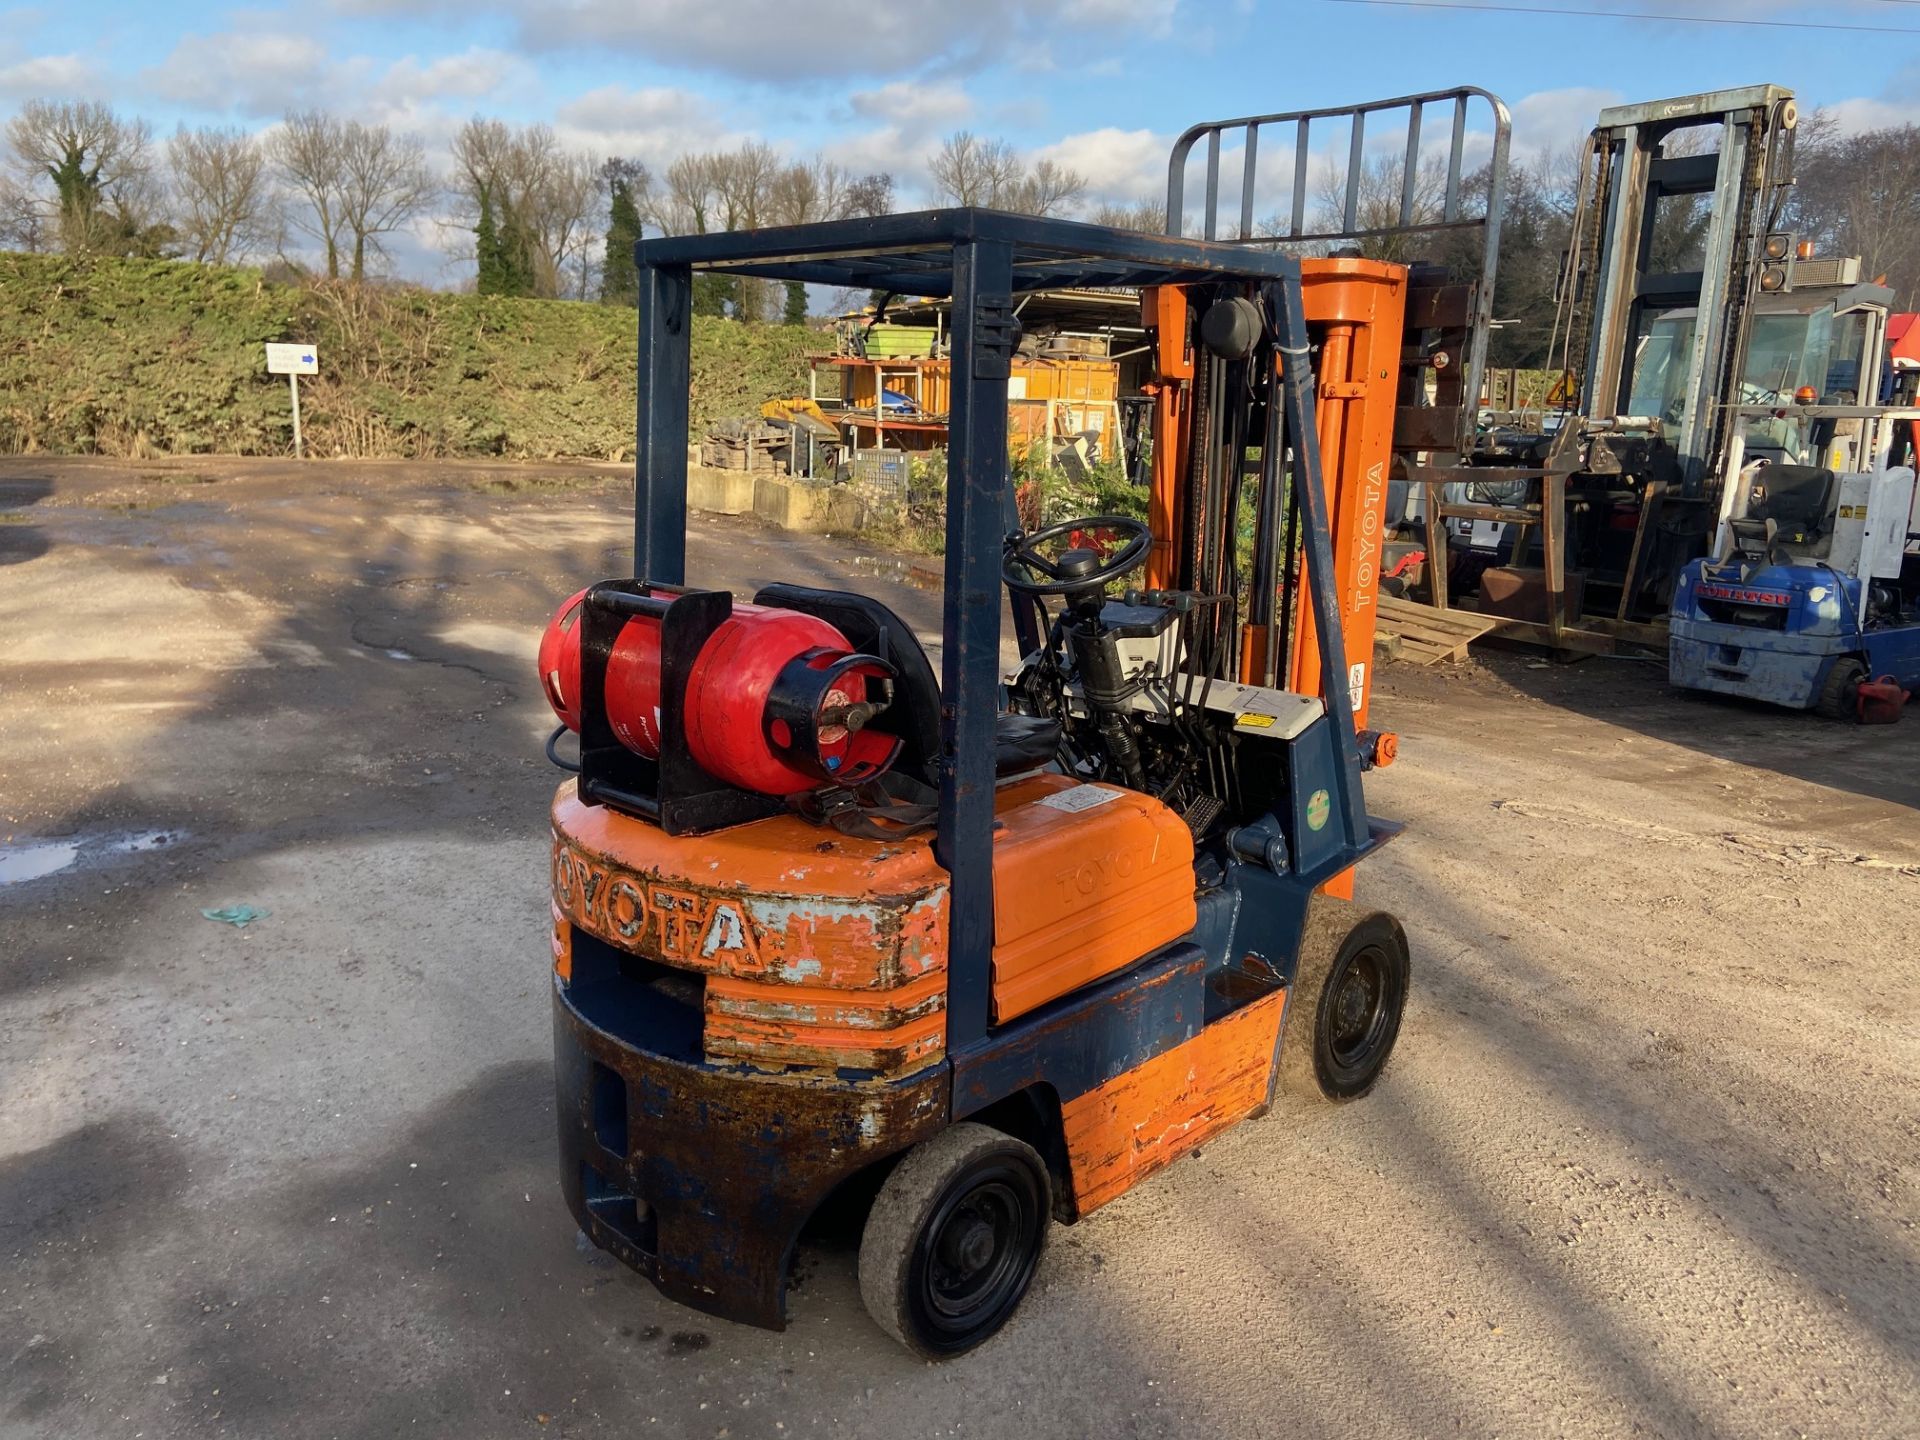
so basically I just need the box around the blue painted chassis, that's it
[1670,556,1920,709]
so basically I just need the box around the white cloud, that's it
[326,0,1014,78]
[0,51,97,101]
[1509,86,1624,159]
[328,0,1178,81]
[378,48,533,103]
[552,84,739,163]
[1065,0,1177,28]
[847,82,973,136]
[140,31,536,139]
[1033,126,1167,202]
[143,31,338,114]
[1823,88,1920,134]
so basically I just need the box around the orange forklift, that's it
[537,91,1504,1355]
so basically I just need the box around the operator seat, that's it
[753,584,1059,784]
[1748,463,1834,545]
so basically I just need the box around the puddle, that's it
[846,553,940,591]
[0,829,183,886]
[383,648,417,662]
[110,830,180,855]
[0,841,80,884]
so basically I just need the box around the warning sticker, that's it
[1234,713,1278,729]
[1037,784,1124,813]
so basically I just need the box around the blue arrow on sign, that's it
[301,354,314,364]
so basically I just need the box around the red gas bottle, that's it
[538,588,900,796]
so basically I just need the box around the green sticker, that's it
[1306,788,1331,831]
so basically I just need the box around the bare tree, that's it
[451,118,598,298]
[543,150,601,299]
[928,132,1084,216]
[274,112,432,281]
[651,151,722,237]
[271,111,349,277]
[766,157,852,228]
[1088,197,1167,233]
[337,121,434,281]
[929,131,1023,207]
[1790,113,1920,309]
[1002,158,1086,217]
[1307,153,1450,262]
[5,100,162,254]
[169,125,272,264]
[843,172,894,218]
[0,167,47,250]
[710,141,782,229]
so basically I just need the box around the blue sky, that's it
[4,0,1916,281]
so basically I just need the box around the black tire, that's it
[857,1122,1051,1360]
[1815,658,1866,722]
[1279,902,1411,1102]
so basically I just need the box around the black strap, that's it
[795,770,940,841]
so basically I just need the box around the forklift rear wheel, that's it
[1815,658,1866,722]
[858,1122,1051,1359]
[1281,906,1410,1102]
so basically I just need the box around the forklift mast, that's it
[1155,87,1510,720]
[1555,85,1800,495]
[1151,88,1509,898]
[1415,84,1806,652]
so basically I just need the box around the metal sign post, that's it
[264,343,320,459]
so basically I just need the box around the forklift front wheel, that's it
[1815,658,1866,722]
[858,1122,1051,1360]
[1282,907,1410,1102]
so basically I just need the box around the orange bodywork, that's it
[1285,261,1406,900]
[553,781,952,1075]
[1144,260,1406,903]
[1284,258,1406,732]
[1060,988,1287,1213]
[1142,286,1194,592]
[552,773,1195,1074]
[990,781,1196,1023]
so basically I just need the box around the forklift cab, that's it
[1714,282,1897,565]
[540,209,1411,1357]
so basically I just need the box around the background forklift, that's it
[1413,86,1807,650]
[1668,277,1920,719]
[539,208,1416,1357]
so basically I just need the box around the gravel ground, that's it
[2,455,1915,1440]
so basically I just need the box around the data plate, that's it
[1036,783,1123,814]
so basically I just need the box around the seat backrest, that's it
[753,584,943,785]
[1751,464,1834,538]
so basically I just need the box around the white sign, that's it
[265,343,319,375]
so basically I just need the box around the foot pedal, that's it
[1182,794,1223,837]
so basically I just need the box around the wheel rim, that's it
[1323,944,1397,1079]
[912,1158,1045,1348]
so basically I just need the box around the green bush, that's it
[0,252,815,459]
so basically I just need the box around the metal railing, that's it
[1166,87,1511,455]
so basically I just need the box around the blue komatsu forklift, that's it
[1669,274,1920,720]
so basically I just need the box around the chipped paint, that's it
[552,788,951,1076]
[1059,991,1284,1213]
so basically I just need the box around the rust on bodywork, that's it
[551,782,951,1076]
[556,984,949,1329]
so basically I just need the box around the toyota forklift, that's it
[539,208,1418,1359]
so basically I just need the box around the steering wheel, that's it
[1002,514,1152,597]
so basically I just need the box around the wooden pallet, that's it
[1374,595,1500,665]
